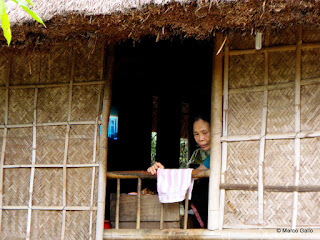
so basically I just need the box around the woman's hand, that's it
[147,162,165,175]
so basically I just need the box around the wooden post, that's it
[115,179,121,229]
[136,178,142,229]
[96,43,115,240]
[208,34,224,230]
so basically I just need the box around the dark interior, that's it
[108,37,213,171]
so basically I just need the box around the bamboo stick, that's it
[160,203,164,230]
[136,178,142,230]
[2,206,98,210]
[26,88,38,240]
[292,26,302,229]
[219,37,229,230]
[183,191,189,230]
[89,89,102,239]
[220,184,320,192]
[208,34,224,230]
[61,52,75,240]
[228,77,320,95]
[115,179,120,229]
[0,74,9,235]
[3,163,99,168]
[221,130,320,142]
[106,170,210,179]
[258,32,269,225]
[0,80,105,90]
[96,44,114,240]
[228,44,296,56]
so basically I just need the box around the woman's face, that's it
[193,118,210,151]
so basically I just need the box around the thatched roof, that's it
[4,0,320,47]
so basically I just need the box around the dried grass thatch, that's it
[4,0,320,47]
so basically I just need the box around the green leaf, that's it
[12,0,45,27]
[25,0,33,6]
[0,0,12,45]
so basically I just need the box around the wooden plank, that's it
[110,221,180,229]
[107,170,210,179]
[103,228,320,240]
[208,34,224,230]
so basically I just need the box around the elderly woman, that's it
[147,113,211,228]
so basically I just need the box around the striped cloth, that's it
[157,168,194,203]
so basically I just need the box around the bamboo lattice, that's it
[0,41,105,240]
[222,27,320,228]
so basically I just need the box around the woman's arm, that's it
[147,162,165,175]
[196,163,208,170]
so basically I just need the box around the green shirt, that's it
[180,148,210,168]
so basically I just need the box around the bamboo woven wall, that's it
[221,27,320,228]
[0,41,104,239]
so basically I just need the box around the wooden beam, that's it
[103,228,320,240]
[208,34,224,230]
[96,43,115,240]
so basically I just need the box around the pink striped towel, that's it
[157,168,194,203]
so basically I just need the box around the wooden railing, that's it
[106,169,210,230]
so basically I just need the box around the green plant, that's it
[0,0,45,45]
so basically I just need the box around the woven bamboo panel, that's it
[3,168,30,206]
[74,43,103,82]
[297,192,320,226]
[302,49,320,80]
[71,85,102,121]
[264,140,294,186]
[0,57,9,86]
[264,192,293,226]
[65,210,91,240]
[5,128,33,165]
[30,210,62,240]
[66,167,92,206]
[267,88,295,134]
[0,89,5,124]
[32,168,63,206]
[68,125,95,164]
[229,32,255,50]
[301,84,320,132]
[226,141,259,184]
[229,53,264,89]
[10,53,41,85]
[300,138,320,185]
[1,210,28,239]
[38,54,51,84]
[224,190,258,226]
[269,51,296,85]
[49,45,73,83]
[228,92,263,136]
[36,126,66,164]
[302,26,320,43]
[8,88,34,125]
[37,87,69,123]
[269,27,297,46]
